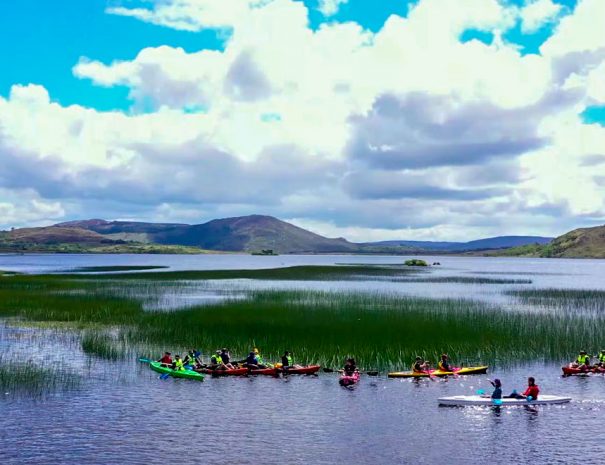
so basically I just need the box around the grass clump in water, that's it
[81,331,125,360]
[0,358,80,397]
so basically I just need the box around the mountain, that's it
[364,236,553,252]
[1,215,559,255]
[57,215,359,254]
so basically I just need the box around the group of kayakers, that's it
[412,353,454,373]
[156,347,304,373]
[569,349,605,370]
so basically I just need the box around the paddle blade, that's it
[160,373,170,380]
[138,358,151,363]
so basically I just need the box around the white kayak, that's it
[438,395,571,407]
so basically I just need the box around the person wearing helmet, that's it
[412,356,429,374]
[253,347,270,369]
[575,350,591,371]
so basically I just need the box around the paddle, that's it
[138,357,152,363]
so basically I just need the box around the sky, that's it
[0,0,604,242]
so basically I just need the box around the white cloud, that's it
[318,0,349,16]
[1,0,605,238]
[520,0,562,33]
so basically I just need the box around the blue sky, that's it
[0,0,604,240]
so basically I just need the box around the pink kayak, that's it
[339,372,360,387]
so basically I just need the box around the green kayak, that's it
[149,361,205,381]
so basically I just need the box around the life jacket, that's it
[599,353,605,363]
[174,359,184,371]
[286,355,293,366]
[412,362,423,373]
[212,355,223,365]
[256,354,264,364]
[438,360,449,371]
[186,353,196,365]
[577,354,589,364]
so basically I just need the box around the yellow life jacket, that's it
[577,354,589,364]
[174,359,184,371]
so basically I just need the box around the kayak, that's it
[149,362,205,381]
[388,366,488,378]
[248,367,279,376]
[200,367,249,376]
[438,395,571,407]
[279,365,321,375]
[562,366,605,376]
[339,372,360,387]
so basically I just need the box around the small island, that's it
[251,249,279,256]
[404,259,429,266]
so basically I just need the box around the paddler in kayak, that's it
[343,358,358,376]
[171,354,185,371]
[210,350,228,370]
[184,349,201,368]
[597,350,605,367]
[437,354,454,373]
[157,352,172,366]
[489,378,502,399]
[412,356,430,374]
[573,350,591,371]
[253,348,272,369]
[281,351,303,371]
[220,348,235,369]
[506,377,540,400]
[244,351,260,369]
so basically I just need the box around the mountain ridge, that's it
[0,214,559,255]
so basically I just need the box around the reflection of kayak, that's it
[439,395,571,407]
[248,367,278,376]
[388,366,488,378]
[562,366,605,376]
[339,372,360,386]
[200,367,249,376]
[279,365,321,375]
[149,362,205,381]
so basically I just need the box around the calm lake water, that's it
[2,254,605,464]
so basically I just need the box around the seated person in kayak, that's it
[281,351,302,370]
[343,358,358,376]
[437,354,455,372]
[412,356,430,373]
[171,354,185,371]
[157,352,172,366]
[489,379,502,399]
[253,348,272,369]
[506,377,539,400]
[597,349,605,367]
[210,350,229,370]
[220,348,235,369]
[184,349,201,368]
[244,351,260,369]
[572,350,591,370]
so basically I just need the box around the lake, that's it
[1,254,605,464]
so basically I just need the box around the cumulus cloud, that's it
[318,0,349,16]
[520,0,562,33]
[1,0,605,238]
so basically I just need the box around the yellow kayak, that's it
[387,366,488,378]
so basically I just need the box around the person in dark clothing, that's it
[220,348,235,368]
[343,358,358,376]
[244,351,260,369]
[489,379,502,399]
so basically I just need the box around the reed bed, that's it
[0,358,81,396]
[1,272,603,371]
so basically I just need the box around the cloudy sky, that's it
[1,0,604,241]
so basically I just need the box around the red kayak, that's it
[200,367,249,376]
[339,372,360,387]
[248,367,278,376]
[279,365,321,375]
[562,366,605,376]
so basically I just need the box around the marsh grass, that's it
[508,288,605,313]
[401,277,532,284]
[1,272,604,371]
[0,358,81,396]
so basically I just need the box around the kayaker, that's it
[210,350,227,370]
[220,348,235,369]
[244,351,260,369]
[438,354,453,372]
[172,354,185,371]
[343,358,358,376]
[281,351,302,371]
[489,378,502,399]
[506,377,539,400]
[184,349,200,368]
[597,350,605,367]
[575,350,591,369]
[254,348,272,369]
[157,352,172,366]
[412,356,429,373]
